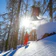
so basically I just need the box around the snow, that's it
[0,34,56,56]
[14,34,56,56]
[37,22,56,39]
[0,50,10,56]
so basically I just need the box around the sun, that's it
[20,16,31,29]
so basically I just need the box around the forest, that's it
[0,0,56,51]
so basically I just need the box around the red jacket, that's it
[24,33,29,45]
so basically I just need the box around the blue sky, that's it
[0,0,7,21]
[0,0,7,14]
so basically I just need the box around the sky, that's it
[0,0,7,21]
[0,0,7,14]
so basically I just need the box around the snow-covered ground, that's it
[0,34,56,56]
[37,22,56,39]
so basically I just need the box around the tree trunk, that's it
[49,0,53,22]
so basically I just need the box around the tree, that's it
[32,0,56,21]
[0,13,10,51]
[6,0,22,49]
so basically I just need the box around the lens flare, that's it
[20,16,31,29]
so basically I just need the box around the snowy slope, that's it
[37,22,56,39]
[13,34,56,56]
[0,34,56,56]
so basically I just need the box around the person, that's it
[24,32,30,48]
